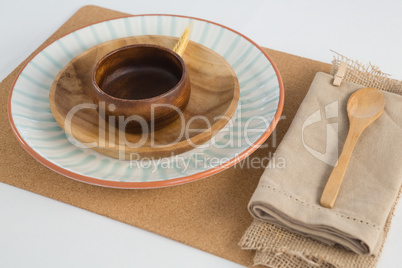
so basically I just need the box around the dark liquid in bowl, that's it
[95,45,184,101]
[100,66,180,100]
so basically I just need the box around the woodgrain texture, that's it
[49,35,240,159]
[320,87,385,208]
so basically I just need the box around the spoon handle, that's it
[320,127,361,208]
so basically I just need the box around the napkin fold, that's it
[247,71,402,256]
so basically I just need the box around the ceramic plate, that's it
[8,15,284,188]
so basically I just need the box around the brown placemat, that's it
[0,5,331,267]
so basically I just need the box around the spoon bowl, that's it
[347,87,385,119]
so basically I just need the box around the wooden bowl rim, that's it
[92,43,188,103]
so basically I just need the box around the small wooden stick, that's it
[173,22,193,57]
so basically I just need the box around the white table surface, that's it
[1,1,401,267]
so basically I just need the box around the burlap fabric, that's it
[330,52,402,95]
[240,58,402,267]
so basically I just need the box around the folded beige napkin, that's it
[248,71,402,254]
[241,57,402,267]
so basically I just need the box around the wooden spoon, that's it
[320,87,385,208]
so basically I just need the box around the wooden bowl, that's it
[92,44,191,132]
[49,35,239,159]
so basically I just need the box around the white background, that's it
[1,0,401,267]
